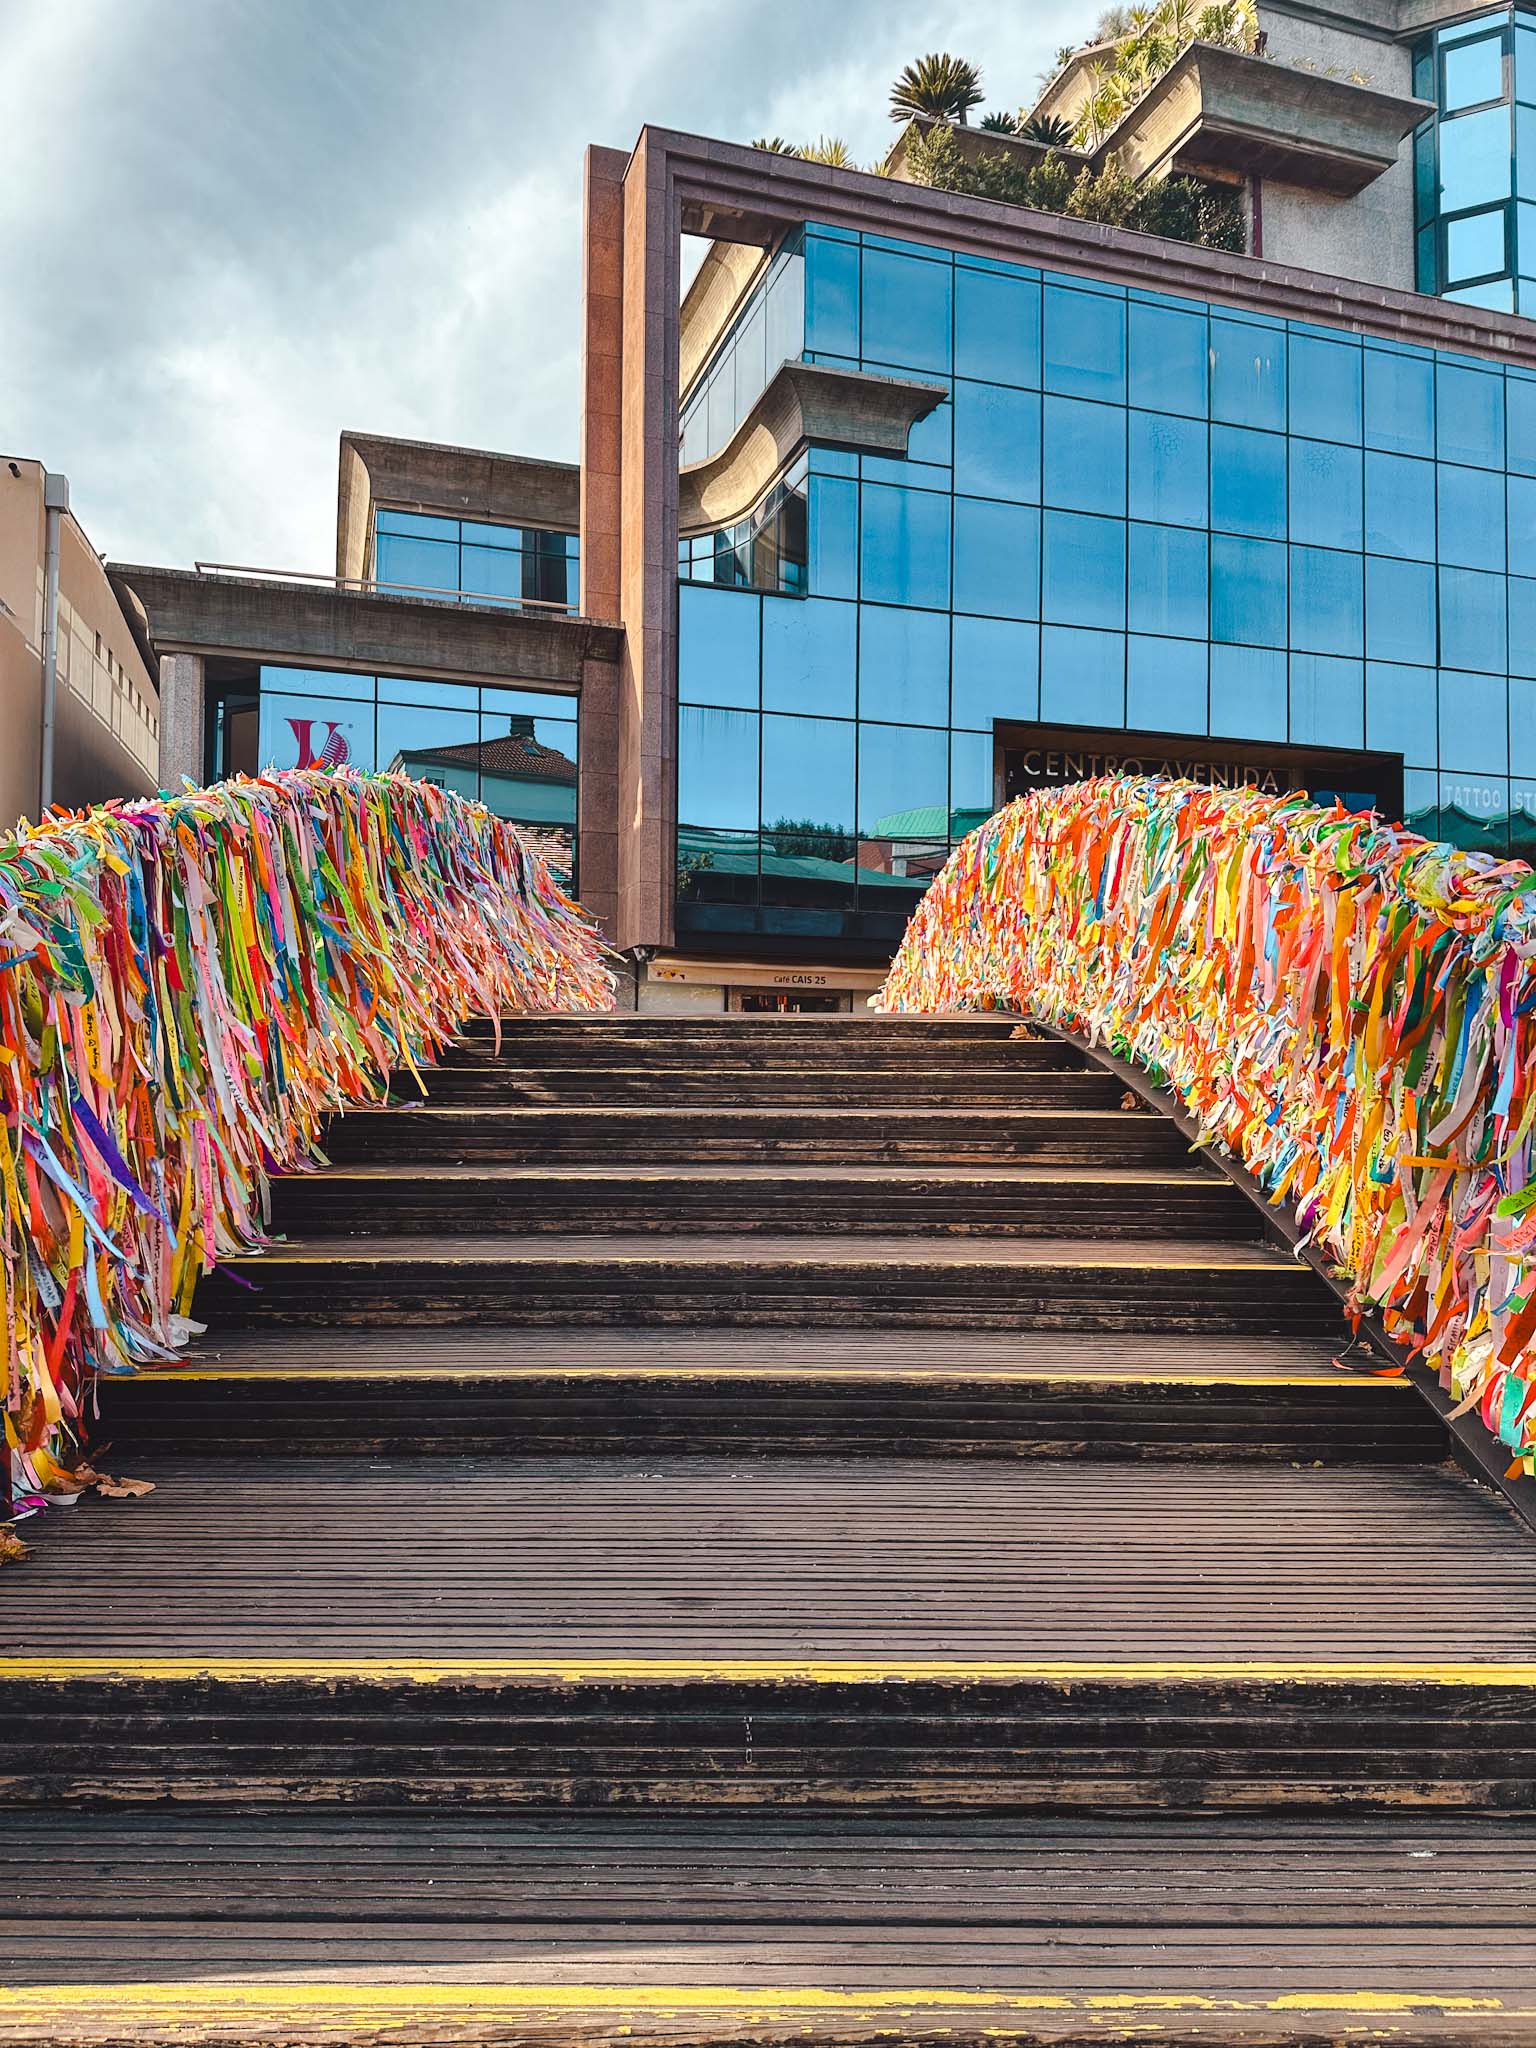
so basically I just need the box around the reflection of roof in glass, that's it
[872,804,993,840]
[677,829,921,888]
[393,733,576,783]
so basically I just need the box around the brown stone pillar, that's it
[576,654,619,935]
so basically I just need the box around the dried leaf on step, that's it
[1119,1089,1146,1112]
[94,1475,155,1499]
[0,1528,30,1567]
[1008,1023,1044,1041]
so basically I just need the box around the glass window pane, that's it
[1365,557,1438,666]
[1211,424,1287,539]
[1039,625,1125,726]
[860,484,951,608]
[765,248,806,374]
[1365,347,1435,456]
[679,705,759,829]
[951,616,1040,728]
[1128,411,1208,527]
[954,267,1040,388]
[857,721,948,836]
[1128,299,1207,417]
[1042,510,1126,630]
[1440,360,1507,468]
[475,710,577,828]
[1211,534,1286,647]
[1513,678,1536,772]
[1288,335,1362,444]
[952,498,1040,620]
[376,510,458,540]
[377,677,479,709]
[459,519,524,548]
[258,689,374,774]
[805,236,860,356]
[858,605,949,725]
[1438,462,1507,568]
[1512,574,1536,675]
[1043,284,1126,403]
[953,383,1041,502]
[1443,29,1506,113]
[262,664,374,702]
[1210,643,1287,741]
[905,389,952,467]
[1445,204,1511,283]
[1211,315,1286,431]
[1440,103,1513,212]
[1439,670,1509,770]
[950,729,997,834]
[1365,451,1437,558]
[678,585,760,707]
[1519,21,1536,101]
[807,475,858,599]
[1289,438,1362,550]
[762,596,856,715]
[734,299,769,425]
[1511,471,1536,552]
[1127,635,1208,734]
[377,702,481,788]
[460,544,524,607]
[1440,564,1509,670]
[1438,770,1510,852]
[1043,396,1125,515]
[1289,546,1364,656]
[1290,654,1364,748]
[861,249,952,373]
[1366,661,1437,765]
[1444,276,1516,309]
[1128,523,1208,640]
[762,712,855,833]
[374,532,460,594]
[481,685,577,723]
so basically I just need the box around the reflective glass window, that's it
[1042,511,1126,629]
[1126,635,1208,734]
[376,510,457,540]
[678,705,759,829]
[1364,451,1437,559]
[1445,206,1510,283]
[950,729,997,825]
[1439,462,1507,567]
[1367,660,1439,764]
[807,476,858,598]
[1211,425,1287,539]
[259,690,374,775]
[859,484,951,608]
[733,299,769,426]
[1288,334,1362,444]
[1438,361,1506,464]
[858,605,950,725]
[1437,769,1510,852]
[1439,669,1509,770]
[1210,316,1286,431]
[1128,522,1208,640]
[905,390,953,468]
[1289,438,1363,551]
[1209,643,1287,741]
[1440,564,1509,669]
[1509,471,1536,551]
[765,248,805,373]
[1445,276,1516,308]
[952,498,1040,620]
[1128,298,1208,418]
[1440,104,1513,210]
[951,615,1040,728]
[953,382,1040,502]
[1444,26,1506,110]
[861,249,951,373]
[763,712,855,831]
[377,701,483,788]
[1365,556,1438,666]
[1289,546,1364,657]
[1511,376,1536,473]
[1512,574,1536,675]
[679,585,760,708]
[378,676,479,710]
[1043,396,1125,515]
[762,596,857,715]
[1043,284,1126,403]
[1039,625,1125,726]
[1128,411,1208,527]
[805,236,860,358]
[856,721,948,836]
[1290,654,1365,748]
[263,664,374,702]
[1211,534,1286,646]
[460,544,523,606]
[374,532,459,593]
[1364,347,1435,456]
[954,266,1040,387]
[1512,677,1536,772]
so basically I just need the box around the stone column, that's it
[157,652,205,790]
[577,653,620,937]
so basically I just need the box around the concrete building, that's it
[1,460,158,830]
[127,0,1536,1007]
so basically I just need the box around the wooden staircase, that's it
[4,1014,1535,2045]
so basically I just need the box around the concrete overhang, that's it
[678,360,945,536]
[107,565,621,692]
[680,240,770,398]
[336,432,580,583]
[1097,42,1433,193]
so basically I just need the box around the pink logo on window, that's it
[287,718,351,770]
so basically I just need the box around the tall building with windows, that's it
[128,0,1536,1007]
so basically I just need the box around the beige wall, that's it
[0,460,159,830]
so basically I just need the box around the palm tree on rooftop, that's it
[1019,112,1074,146]
[889,53,985,125]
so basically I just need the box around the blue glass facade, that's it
[1414,5,1536,311]
[675,220,1536,950]
[374,510,579,613]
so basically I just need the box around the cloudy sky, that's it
[1,0,1081,572]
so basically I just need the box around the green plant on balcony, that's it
[889,53,985,126]
[1018,113,1075,145]
[1071,0,1258,147]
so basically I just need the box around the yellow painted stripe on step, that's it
[112,1365,1404,1388]
[0,1985,1518,2021]
[3,1657,1533,1685]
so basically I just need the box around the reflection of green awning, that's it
[873,805,994,840]
[678,829,923,889]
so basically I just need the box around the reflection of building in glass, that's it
[128,21,1536,1010]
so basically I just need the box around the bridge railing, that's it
[877,777,1536,1475]
[1,768,614,1511]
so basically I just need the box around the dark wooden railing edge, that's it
[1014,1008,1536,1537]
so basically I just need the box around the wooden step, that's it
[392,1067,1126,1108]
[5,1456,1534,1813]
[97,1328,1439,1463]
[266,1163,1261,1242]
[194,1233,1344,1334]
[4,1811,1535,2046]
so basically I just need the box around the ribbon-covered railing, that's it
[877,777,1536,1473]
[3,768,614,1508]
